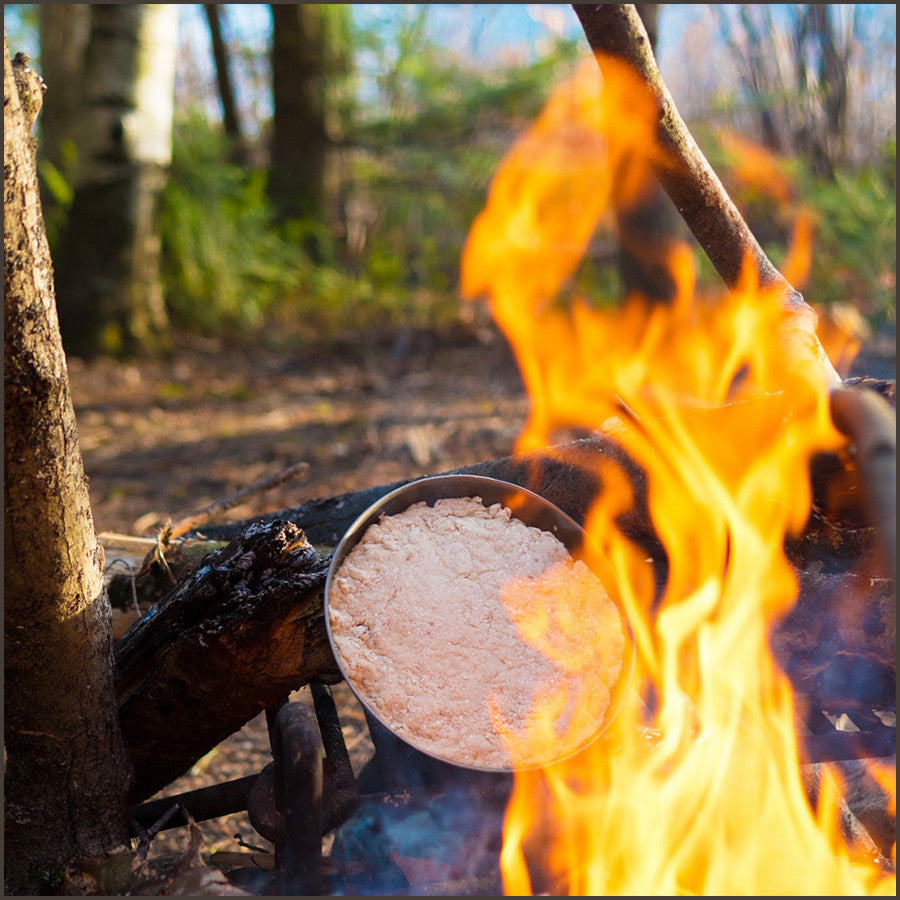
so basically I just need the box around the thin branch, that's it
[572,4,788,293]
[166,461,310,541]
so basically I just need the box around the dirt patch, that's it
[72,325,528,540]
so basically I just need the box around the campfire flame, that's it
[461,54,895,895]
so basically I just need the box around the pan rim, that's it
[323,473,636,773]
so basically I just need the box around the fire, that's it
[460,54,895,895]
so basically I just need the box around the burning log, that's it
[829,385,896,577]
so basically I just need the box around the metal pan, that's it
[323,474,635,772]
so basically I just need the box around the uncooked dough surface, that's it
[327,496,625,768]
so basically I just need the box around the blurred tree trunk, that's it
[204,3,247,164]
[269,2,328,251]
[36,3,91,243]
[713,5,786,153]
[715,4,855,178]
[793,4,853,177]
[4,38,133,895]
[54,4,178,359]
[615,3,682,303]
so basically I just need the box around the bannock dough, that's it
[327,496,625,768]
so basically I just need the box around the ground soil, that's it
[68,321,894,873]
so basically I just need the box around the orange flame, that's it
[461,53,894,895]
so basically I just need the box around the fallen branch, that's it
[571,3,841,385]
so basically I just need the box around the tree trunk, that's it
[269,3,328,240]
[54,4,178,359]
[36,3,91,244]
[4,37,132,895]
[204,3,247,164]
[808,4,851,177]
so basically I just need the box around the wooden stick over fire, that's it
[572,4,841,385]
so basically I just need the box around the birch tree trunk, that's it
[53,4,178,358]
[4,37,133,895]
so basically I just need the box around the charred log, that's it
[115,520,340,803]
[114,522,893,805]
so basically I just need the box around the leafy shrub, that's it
[160,112,306,333]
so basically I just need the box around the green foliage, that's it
[101,12,898,345]
[797,162,896,329]
[160,112,305,333]
[157,26,580,344]
[338,30,581,314]
[695,129,895,331]
[37,137,78,251]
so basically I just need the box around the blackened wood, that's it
[129,774,259,834]
[115,520,340,803]
[772,571,895,712]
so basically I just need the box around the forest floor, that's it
[68,320,895,873]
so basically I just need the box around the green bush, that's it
[798,161,896,330]
[160,112,307,333]
[697,130,895,332]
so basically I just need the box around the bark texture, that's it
[4,37,132,895]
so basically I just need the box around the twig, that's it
[167,461,310,541]
[104,558,142,616]
[571,3,841,385]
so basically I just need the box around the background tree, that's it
[614,3,683,303]
[204,3,247,164]
[712,4,857,176]
[4,37,133,894]
[269,3,328,231]
[53,3,178,358]
[268,3,352,261]
[36,3,91,246]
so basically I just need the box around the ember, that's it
[459,40,895,900]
